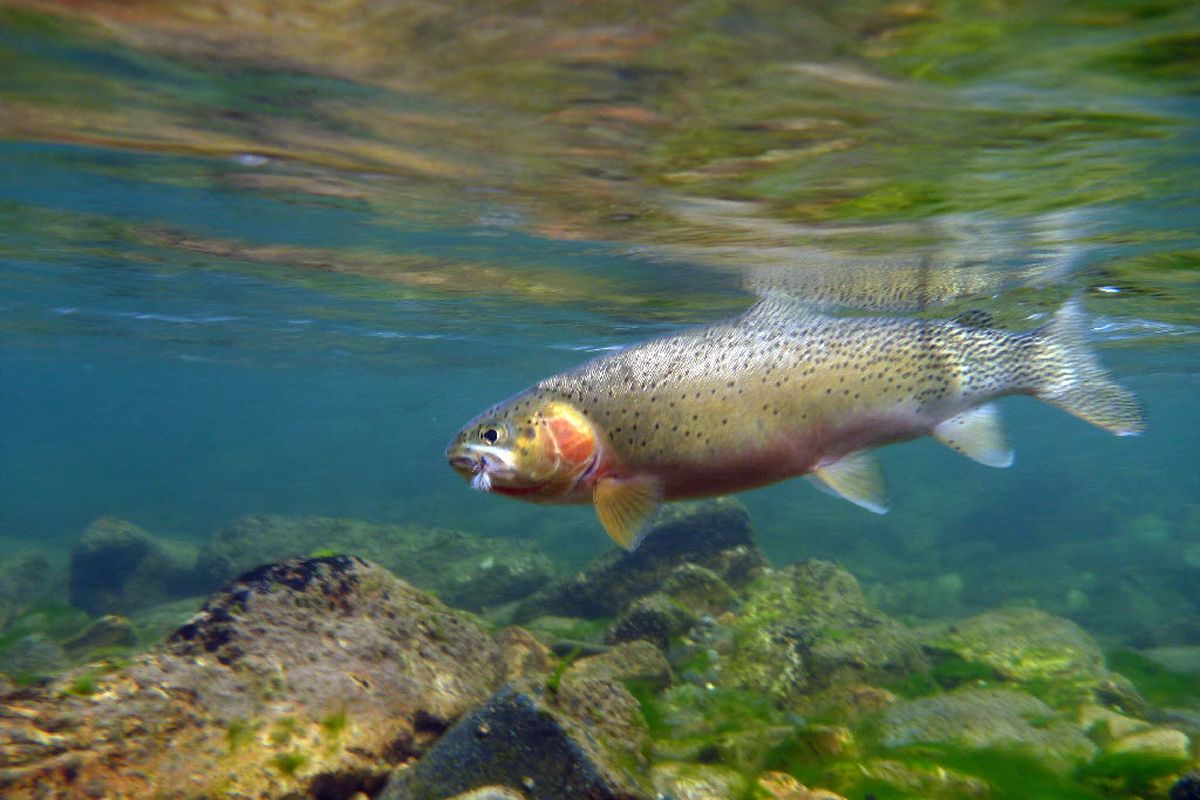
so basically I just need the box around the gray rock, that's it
[62,614,137,655]
[608,593,697,650]
[198,515,556,610]
[382,676,652,800]
[513,499,766,622]
[651,762,748,800]
[879,687,1097,771]
[661,564,737,616]
[920,607,1145,712]
[720,560,926,712]
[0,633,66,678]
[67,517,210,616]
[0,556,504,799]
[565,640,672,692]
[443,788,527,800]
[0,554,52,632]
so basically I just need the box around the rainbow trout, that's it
[446,299,1143,550]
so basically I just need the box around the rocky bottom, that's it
[1,500,1198,799]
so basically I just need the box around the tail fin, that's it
[1034,299,1144,436]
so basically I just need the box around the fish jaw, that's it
[447,443,520,492]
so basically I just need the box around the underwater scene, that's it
[1,0,1199,797]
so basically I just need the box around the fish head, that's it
[446,395,599,498]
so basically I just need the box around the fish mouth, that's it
[447,443,516,492]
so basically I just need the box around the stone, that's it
[1077,704,1149,739]
[1140,646,1200,675]
[720,560,926,712]
[826,758,989,799]
[660,564,737,616]
[443,788,526,800]
[1106,727,1192,760]
[565,640,671,691]
[920,607,1143,711]
[513,498,766,622]
[494,626,554,682]
[652,762,748,799]
[608,592,697,649]
[61,614,138,655]
[757,771,849,799]
[381,677,652,800]
[0,554,52,632]
[198,515,556,611]
[0,633,66,678]
[0,556,504,799]
[879,687,1097,771]
[1171,772,1200,800]
[68,517,204,615]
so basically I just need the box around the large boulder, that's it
[920,607,1145,711]
[0,556,504,799]
[0,554,52,632]
[878,687,1098,772]
[513,498,766,622]
[720,560,926,712]
[382,676,653,800]
[68,517,213,616]
[198,515,555,611]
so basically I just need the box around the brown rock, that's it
[0,557,504,799]
[565,640,672,691]
[494,626,554,682]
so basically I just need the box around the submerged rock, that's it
[920,607,1144,711]
[0,554,52,632]
[565,640,672,691]
[513,498,766,622]
[381,676,652,800]
[879,687,1097,771]
[720,560,926,712]
[67,517,212,616]
[608,592,697,650]
[61,614,137,655]
[0,556,504,799]
[198,515,555,610]
[1171,772,1200,800]
[652,762,749,800]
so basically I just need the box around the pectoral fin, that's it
[810,451,888,514]
[932,404,1014,468]
[593,475,664,551]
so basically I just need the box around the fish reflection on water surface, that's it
[447,295,1143,550]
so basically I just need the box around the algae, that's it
[1107,649,1200,709]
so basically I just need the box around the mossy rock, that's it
[877,687,1097,773]
[920,608,1143,711]
[720,560,926,713]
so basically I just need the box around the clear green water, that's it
[0,0,1197,652]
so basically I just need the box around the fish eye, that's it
[481,427,499,444]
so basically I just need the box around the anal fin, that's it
[811,451,888,514]
[933,403,1014,468]
[593,475,664,551]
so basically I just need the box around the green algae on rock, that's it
[721,560,927,713]
[878,687,1098,771]
[920,607,1145,711]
